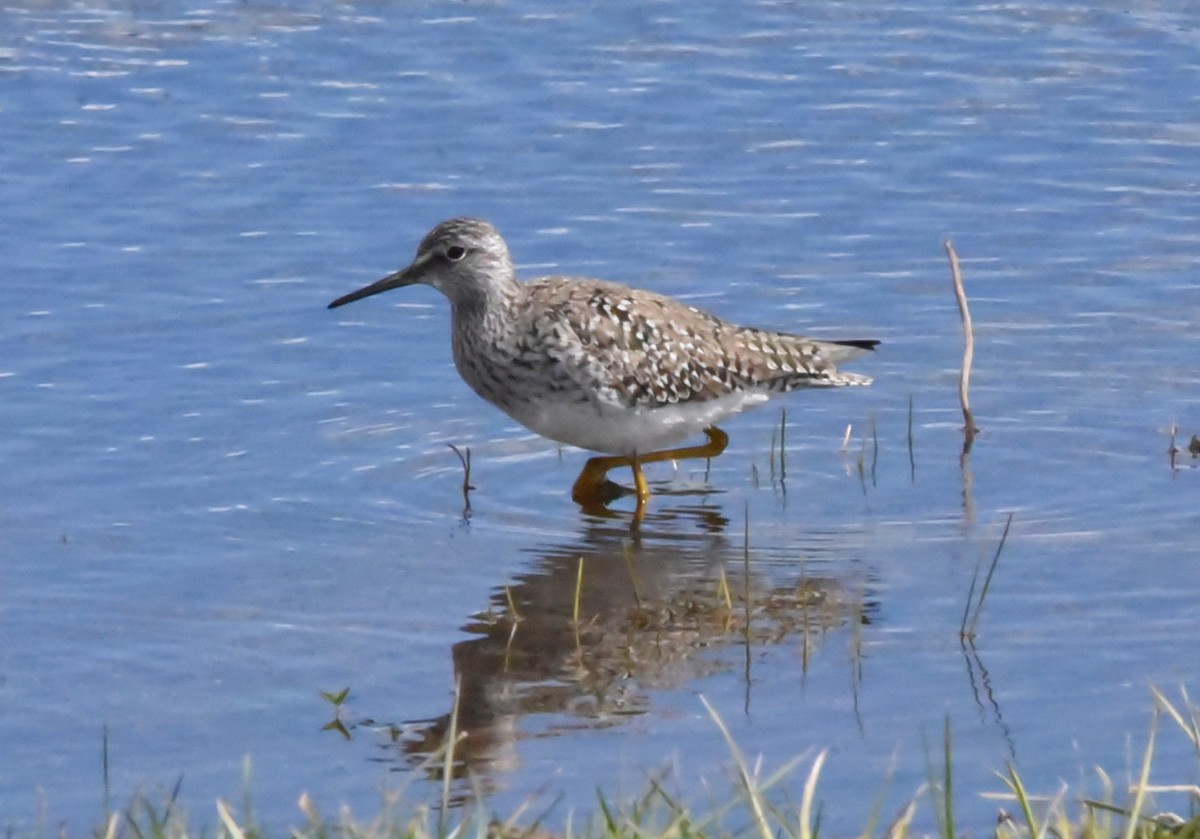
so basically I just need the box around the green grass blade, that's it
[1003,763,1039,839]
[799,749,827,839]
[700,695,774,839]
[1122,706,1159,839]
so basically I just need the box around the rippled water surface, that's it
[2,2,1199,835]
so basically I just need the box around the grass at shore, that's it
[24,688,1200,839]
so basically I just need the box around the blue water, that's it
[2,2,1199,835]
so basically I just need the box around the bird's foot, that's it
[571,455,634,507]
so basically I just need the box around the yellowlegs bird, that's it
[329,217,877,514]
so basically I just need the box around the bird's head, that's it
[328,217,515,312]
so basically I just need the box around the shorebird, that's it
[329,217,877,515]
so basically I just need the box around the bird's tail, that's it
[823,338,880,365]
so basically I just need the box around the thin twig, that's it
[945,241,978,449]
[907,394,916,482]
[1168,420,1179,471]
[870,412,879,486]
[768,424,777,484]
[779,407,787,485]
[446,443,473,515]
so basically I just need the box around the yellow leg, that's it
[630,461,649,525]
[634,426,729,467]
[570,427,729,510]
[630,461,650,501]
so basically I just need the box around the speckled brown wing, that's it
[522,277,873,411]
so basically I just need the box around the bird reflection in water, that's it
[355,506,877,797]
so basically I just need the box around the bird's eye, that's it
[445,245,467,262]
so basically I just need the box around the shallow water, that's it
[2,1,1199,834]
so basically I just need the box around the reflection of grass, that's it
[72,690,1198,839]
[960,512,1013,642]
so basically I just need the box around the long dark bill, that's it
[327,267,416,309]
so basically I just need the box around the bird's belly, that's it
[453,344,768,455]
[502,392,767,456]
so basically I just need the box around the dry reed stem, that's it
[945,241,978,446]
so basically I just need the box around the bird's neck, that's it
[449,271,520,334]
